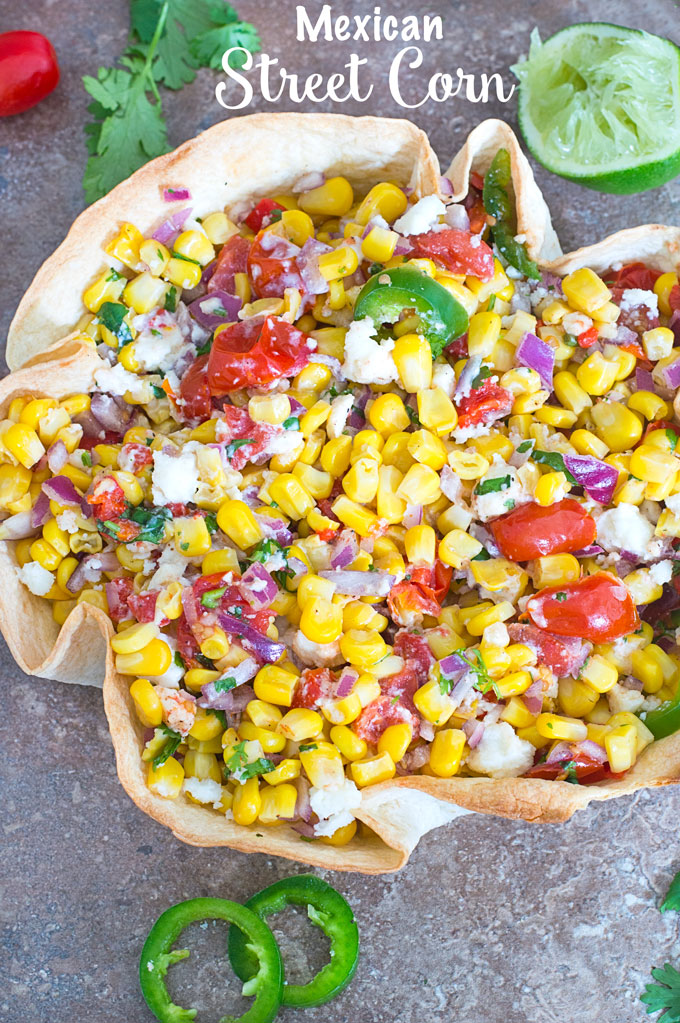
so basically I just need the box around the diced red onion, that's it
[545,740,573,765]
[181,585,201,627]
[469,522,500,557]
[200,681,255,712]
[0,510,41,540]
[287,397,306,417]
[620,674,644,691]
[319,569,395,598]
[152,207,192,245]
[330,531,358,570]
[393,237,413,256]
[610,323,638,346]
[239,563,278,610]
[65,551,119,594]
[258,232,300,258]
[292,171,326,193]
[577,739,608,763]
[163,187,191,202]
[402,504,423,529]
[670,309,680,344]
[47,439,68,473]
[187,290,242,330]
[42,475,83,506]
[298,237,332,296]
[286,557,308,586]
[463,719,484,748]
[483,703,503,726]
[255,514,292,546]
[522,678,544,716]
[635,367,655,392]
[90,393,131,433]
[30,491,51,528]
[439,652,467,677]
[539,272,565,296]
[449,673,475,707]
[516,332,555,390]
[563,454,618,504]
[662,360,680,389]
[418,718,435,742]
[346,408,365,434]
[444,204,470,231]
[201,260,217,286]
[217,611,284,663]
[572,544,605,557]
[454,355,482,401]
[354,385,372,412]
[294,775,312,821]
[439,465,462,503]
[335,667,359,698]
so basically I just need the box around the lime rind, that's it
[512,23,680,193]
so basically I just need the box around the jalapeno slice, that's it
[228,875,359,1009]
[641,697,680,740]
[354,265,468,357]
[139,897,283,1023]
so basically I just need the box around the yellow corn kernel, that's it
[163,257,202,290]
[297,176,354,217]
[629,445,678,485]
[330,725,367,761]
[317,245,359,282]
[300,744,345,787]
[297,574,335,609]
[321,692,363,726]
[257,782,297,826]
[248,393,291,426]
[268,474,315,520]
[623,568,663,606]
[513,390,549,414]
[105,222,144,267]
[413,678,455,726]
[355,182,407,225]
[299,597,343,644]
[495,670,533,699]
[653,272,679,316]
[627,391,670,423]
[245,700,283,732]
[123,271,169,315]
[580,654,618,694]
[147,756,184,799]
[361,226,398,263]
[536,712,588,742]
[608,712,654,754]
[183,668,219,694]
[350,751,396,787]
[592,402,643,452]
[4,423,45,468]
[238,721,286,755]
[631,644,676,694]
[341,456,378,505]
[466,258,511,303]
[417,387,458,436]
[575,352,618,396]
[188,709,223,743]
[403,524,436,565]
[199,212,237,246]
[392,333,432,392]
[371,465,403,524]
[381,432,414,474]
[428,728,466,777]
[378,722,412,763]
[604,724,637,773]
[368,393,410,435]
[562,267,611,315]
[253,665,299,707]
[231,776,262,826]
[467,602,515,638]
[542,299,570,324]
[402,431,444,473]
[277,708,323,741]
[501,696,537,729]
[137,238,170,276]
[115,638,172,677]
[28,539,61,572]
[534,406,578,429]
[261,758,300,786]
[532,553,580,589]
[467,311,502,358]
[570,428,609,459]
[129,678,163,727]
[83,269,126,312]
[397,463,441,505]
[339,629,387,669]
[200,627,231,661]
[439,528,483,569]
[111,622,157,655]
[216,499,263,549]
[200,551,239,580]
[332,494,379,537]
[642,326,675,361]
[275,208,313,247]
[558,677,599,718]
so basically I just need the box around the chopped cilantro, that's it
[196,653,215,670]
[173,651,186,669]
[459,648,498,696]
[98,301,133,345]
[152,725,181,769]
[504,498,516,510]
[227,605,243,619]
[282,416,300,430]
[152,385,166,399]
[405,405,421,426]
[125,504,172,544]
[250,538,284,563]
[195,336,213,357]
[562,333,578,347]
[205,513,218,534]
[213,676,238,694]
[298,743,319,753]
[475,475,511,495]
[180,541,190,551]
[201,585,227,608]
[226,438,255,459]
[471,364,493,390]
[106,268,124,282]
[81,451,92,467]
[225,740,248,774]
[517,439,534,454]
[487,294,497,311]
[532,449,577,483]
[471,548,491,561]
[368,262,385,276]
[164,286,178,313]
[667,429,679,453]
[171,250,201,265]
[390,695,400,706]
[555,591,568,602]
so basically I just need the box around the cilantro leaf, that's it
[475,475,511,495]
[667,429,679,453]
[405,405,421,426]
[555,591,568,602]
[517,439,534,454]
[471,364,493,390]
[126,504,172,543]
[250,538,284,563]
[213,676,238,693]
[226,438,255,460]
[641,963,680,1021]
[282,416,300,430]
[238,757,275,780]
[151,724,182,769]
[532,449,577,484]
[661,871,680,913]
[98,301,133,345]
[225,740,248,774]
[164,285,178,313]
[190,15,260,70]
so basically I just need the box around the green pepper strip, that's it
[354,265,469,359]
[139,897,283,1023]
[641,697,680,740]
[483,149,541,281]
[228,875,359,1009]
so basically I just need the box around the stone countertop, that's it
[1,1,680,1020]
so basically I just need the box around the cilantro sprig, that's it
[83,0,260,202]
[640,869,680,1020]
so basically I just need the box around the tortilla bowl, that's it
[2,113,680,872]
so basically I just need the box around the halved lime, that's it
[512,23,680,194]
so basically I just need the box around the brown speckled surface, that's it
[1,1,680,1020]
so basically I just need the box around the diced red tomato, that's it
[608,262,662,292]
[207,235,250,295]
[292,668,336,709]
[128,591,168,627]
[670,284,680,313]
[79,429,119,451]
[393,629,434,683]
[469,172,485,192]
[620,341,652,369]
[455,380,513,430]
[526,572,639,644]
[525,744,612,783]
[190,574,270,632]
[178,354,213,422]
[388,581,441,626]
[409,561,453,603]
[354,662,421,744]
[465,178,487,234]
[87,476,126,521]
[490,499,596,562]
[207,316,311,394]
[244,199,286,233]
[119,442,153,472]
[247,229,307,302]
[611,285,660,333]
[219,404,280,470]
[507,623,591,679]
[105,577,134,623]
[410,228,495,280]
[577,325,599,348]
[445,335,468,360]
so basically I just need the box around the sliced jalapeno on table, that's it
[228,875,359,1009]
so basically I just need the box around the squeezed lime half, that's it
[512,23,680,194]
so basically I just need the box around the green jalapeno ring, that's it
[139,897,283,1023]
[228,875,360,1009]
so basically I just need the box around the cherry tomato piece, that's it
[247,229,307,301]
[490,499,597,562]
[526,572,639,644]
[577,325,599,348]
[207,315,311,393]
[608,262,662,292]
[178,354,212,421]
[244,199,286,233]
[207,234,250,295]
[388,581,441,625]
[507,624,591,679]
[456,379,513,430]
[0,31,59,117]
[411,228,495,280]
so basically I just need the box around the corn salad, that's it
[4,162,680,843]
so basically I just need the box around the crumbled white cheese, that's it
[394,195,446,236]
[341,317,399,386]
[183,777,223,807]
[607,683,644,715]
[17,561,55,597]
[649,560,673,586]
[292,630,344,667]
[134,316,191,373]
[151,448,200,505]
[310,778,362,837]
[147,636,184,687]
[56,509,81,534]
[327,394,354,439]
[667,493,680,516]
[472,458,527,523]
[94,362,152,403]
[466,722,535,779]
[596,503,654,558]
[431,362,456,398]
[620,289,659,316]
[482,622,510,647]
[452,422,492,445]
[265,430,304,457]
[148,547,189,591]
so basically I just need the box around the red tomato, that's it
[0,31,59,117]
[207,235,249,295]
[465,178,487,234]
[445,335,469,359]
[608,262,662,292]
[620,341,652,369]
[642,420,677,444]
[105,577,134,623]
[354,662,421,744]
[119,442,153,472]
[388,581,441,625]
[244,199,287,232]
[393,629,434,683]
[577,325,599,348]
[292,668,336,709]
[455,380,513,429]
[178,354,212,422]
[490,499,597,562]
[248,230,307,301]
[87,476,126,521]
[207,316,311,393]
[408,561,453,604]
[128,591,169,627]
[219,405,279,470]
[670,284,680,313]
[526,572,639,643]
[507,624,591,679]
[410,228,495,280]
[526,744,611,783]
[611,286,660,333]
